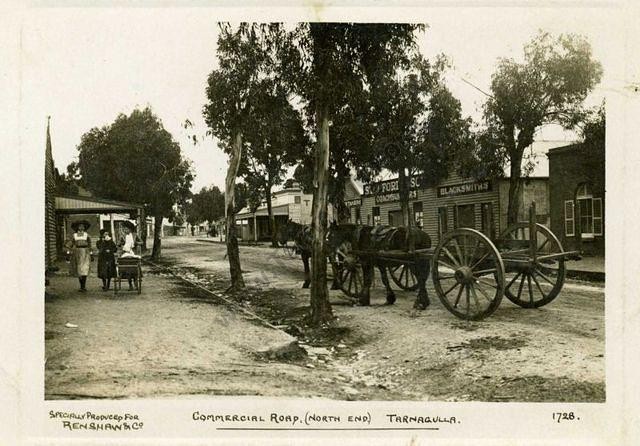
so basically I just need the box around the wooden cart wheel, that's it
[333,241,364,298]
[388,263,419,291]
[432,228,505,320]
[499,223,566,308]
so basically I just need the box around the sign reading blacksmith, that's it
[437,180,492,198]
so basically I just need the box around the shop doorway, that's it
[480,202,495,238]
[455,204,475,229]
[388,210,404,227]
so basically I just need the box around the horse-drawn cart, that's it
[332,204,579,320]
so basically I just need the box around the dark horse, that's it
[278,219,341,290]
[327,222,432,310]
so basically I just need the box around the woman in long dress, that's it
[65,220,92,292]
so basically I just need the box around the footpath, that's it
[44,261,303,399]
[565,256,605,282]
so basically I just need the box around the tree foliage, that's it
[75,107,193,259]
[240,77,310,244]
[184,185,225,226]
[55,162,81,195]
[478,31,603,223]
[576,101,605,185]
[365,52,475,228]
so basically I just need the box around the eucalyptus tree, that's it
[478,32,603,224]
[278,23,425,324]
[203,23,280,291]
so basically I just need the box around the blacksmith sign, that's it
[437,180,492,198]
[363,176,422,204]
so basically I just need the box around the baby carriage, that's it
[114,247,142,295]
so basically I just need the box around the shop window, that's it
[593,198,602,235]
[294,196,301,204]
[373,207,381,225]
[438,207,448,236]
[480,202,494,238]
[576,183,602,238]
[413,201,423,228]
[564,200,575,237]
[455,204,475,229]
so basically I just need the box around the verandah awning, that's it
[235,204,290,220]
[55,195,144,215]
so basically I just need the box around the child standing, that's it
[97,229,117,291]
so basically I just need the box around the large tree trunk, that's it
[507,150,524,225]
[225,131,245,291]
[309,103,333,326]
[151,214,163,260]
[265,180,278,248]
[398,169,415,251]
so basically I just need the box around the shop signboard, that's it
[374,189,418,204]
[437,180,492,198]
[345,198,362,207]
[363,176,424,197]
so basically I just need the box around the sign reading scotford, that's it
[364,177,422,203]
[363,176,422,196]
[437,180,492,198]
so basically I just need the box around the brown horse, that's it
[327,222,432,309]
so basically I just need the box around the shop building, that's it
[343,177,364,224]
[235,184,314,241]
[55,195,147,256]
[360,173,549,245]
[547,143,604,256]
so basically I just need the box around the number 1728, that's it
[553,412,579,423]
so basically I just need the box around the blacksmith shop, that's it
[360,173,549,244]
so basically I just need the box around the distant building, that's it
[548,143,604,256]
[235,184,314,241]
[343,177,364,224]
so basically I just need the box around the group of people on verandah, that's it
[64,220,142,292]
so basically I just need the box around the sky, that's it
[18,5,621,193]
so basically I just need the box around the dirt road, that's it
[156,237,605,402]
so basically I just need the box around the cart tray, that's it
[350,248,434,259]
